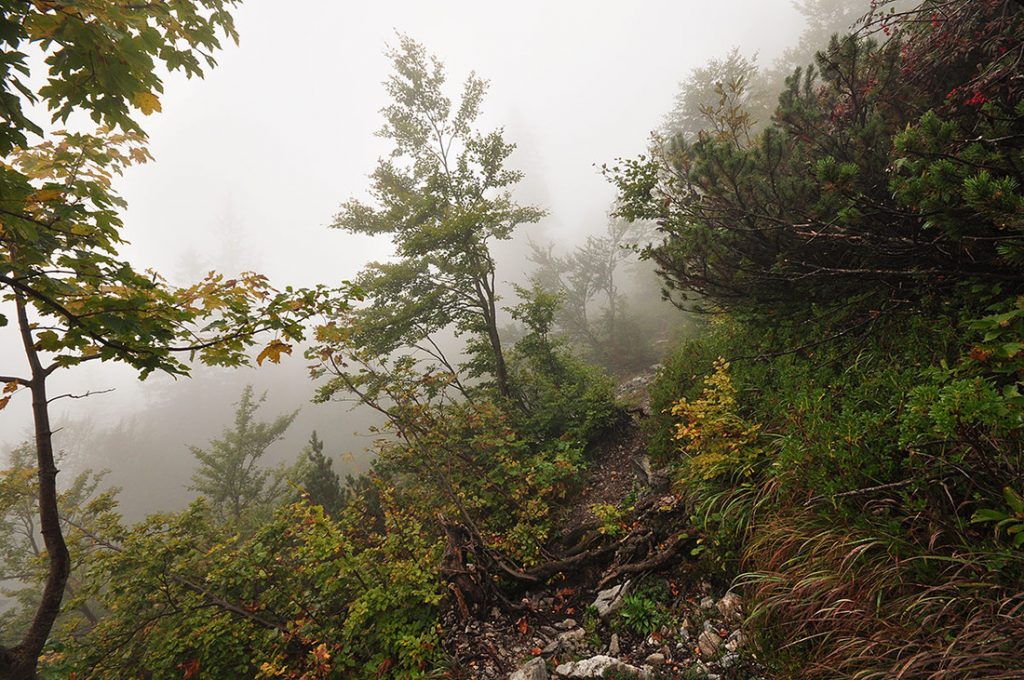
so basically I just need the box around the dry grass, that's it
[738,501,1024,679]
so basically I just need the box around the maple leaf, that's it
[131,92,162,116]
[257,340,293,366]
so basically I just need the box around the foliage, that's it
[0,0,240,156]
[329,35,544,399]
[669,358,764,482]
[614,580,674,637]
[189,386,299,531]
[296,431,349,517]
[61,495,444,679]
[0,2,347,672]
[505,283,620,446]
[611,0,1024,315]
[0,443,117,646]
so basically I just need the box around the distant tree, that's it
[528,217,659,372]
[189,387,298,530]
[329,35,544,400]
[661,48,771,145]
[297,431,348,516]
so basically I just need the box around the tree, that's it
[611,0,1024,315]
[297,431,348,516]
[660,48,771,145]
[189,386,298,530]
[0,4,338,676]
[330,35,544,400]
[0,443,116,646]
[528,216,659,373]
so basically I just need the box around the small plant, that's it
[614,581,673,637]
[669,358,764,481]
[972,487,1024,548]
[591,503,628,537]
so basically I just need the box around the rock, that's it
[700,596,716,611]
[698,629,721,657]
[608,632,620,656]
[719,652,740,669]
[540,625,558,637]
[544,627,586,655]
[554,655,653,679]
[510,657,549,680]
[724,629,748,652]
[717,592,743,622]
[592,580,631,618]
[644,653,666,666]
[555,618,577,630]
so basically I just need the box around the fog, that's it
[1,0,816,517]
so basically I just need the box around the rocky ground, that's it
[442,369,766,680]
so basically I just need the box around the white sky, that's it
[117,0,804,285]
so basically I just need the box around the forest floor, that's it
[441,369,764,680]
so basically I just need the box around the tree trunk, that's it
[0,297,72,680]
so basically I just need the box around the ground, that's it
[440,369,765,679]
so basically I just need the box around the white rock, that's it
[724,629,748,652]
[510,657,549,680]
[592,580,631,618]
[716,592,743,622]
[644,652,666,666]
[554,655,653,679]
[698,629,721,657]
[608,632,620,656]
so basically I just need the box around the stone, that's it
[543,627,586,655]
[698,629,721,657]
[510,657,549,680]
[540,625,558,637]
[644,653,666,666]
[592,580,631,618]
[554,655,653,679]
[719,652,740,669]
[700,596,716,611]
[716,592,743,622]
[555,618,577,630]
[724,629,748,652]
[607,632,620,656]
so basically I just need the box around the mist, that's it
[1,0,819,515]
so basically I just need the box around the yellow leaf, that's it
[29,188,62,203]
[0,396,10,411]
[256,340,292,366]
[3,381,18,394]
[131,92,162,116]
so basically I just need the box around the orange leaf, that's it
[256,340,293,366]
[516,616,528,635]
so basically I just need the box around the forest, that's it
[0,0,1022,678]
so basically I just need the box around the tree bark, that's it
[0,296,72,680]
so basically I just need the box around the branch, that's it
[47,388,115,404]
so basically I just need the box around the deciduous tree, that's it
[331,35,544,400]
[0,4,339,676]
